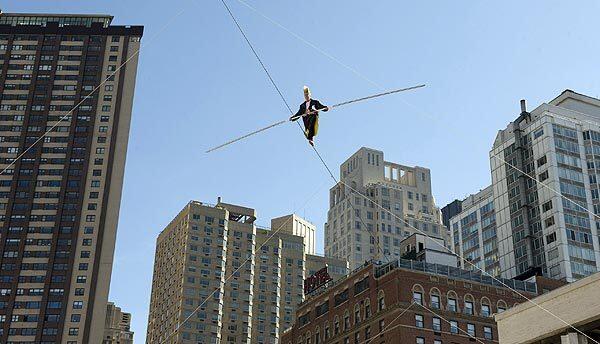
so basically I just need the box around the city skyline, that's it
[6,1,600,342]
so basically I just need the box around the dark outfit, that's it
[290,99,329,141]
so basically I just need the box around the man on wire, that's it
[290,86,330,146]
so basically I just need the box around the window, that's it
[378,291,385,311]
[484,326,493,340]
[542,200,552,212]
[431,294,440,309]
[537,155,547,166]
[354,304,361,324]
[334,316,340,335]
[467,323,476,336]
[432,317,441,331]
[434,340,442,344]
[464,300,474,315]
[344,311,350,330]
[335,289,349,306]
[413,291,422,305]
[416,338,424,344]
[450,321,458,334]
[448,298,457,312]
[481,304,490,317]
[415,314,424,328]
[546,232,556,244]
[545,216,555,228]
[316,301,329,317]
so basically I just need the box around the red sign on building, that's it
[304,267,333,295]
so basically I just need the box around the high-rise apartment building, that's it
[490,90,600,282]
[0,13,142,343]
[448,186,500,277]
[103,301,133,344]
[146,200,347,344]
[325,147,448,270]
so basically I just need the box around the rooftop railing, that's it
[375,258,537,294]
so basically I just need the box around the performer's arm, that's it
[315,100,330,112]
[290,105,303,121]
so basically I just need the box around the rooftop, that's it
[0,13,113,27]
[376,258,537,293]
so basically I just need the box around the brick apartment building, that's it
[281,259,563,344]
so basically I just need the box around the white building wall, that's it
[449,186,500,277]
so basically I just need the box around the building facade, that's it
[496,272,600,344]
[490,91,600,282]
[272,214,316,255]
[325,147,448,270]
[145,200,348,344]
[281,259,541,344]
[103,301,133,344]
[449,186,500,277]
[0,13,142,343]
[441,199,462,229]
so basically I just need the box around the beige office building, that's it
[146,200,348,344]
[325,147,449,269]
[103,302,134,344]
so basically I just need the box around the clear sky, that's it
[8,0,600,341]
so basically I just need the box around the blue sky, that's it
[10,0,600,341]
